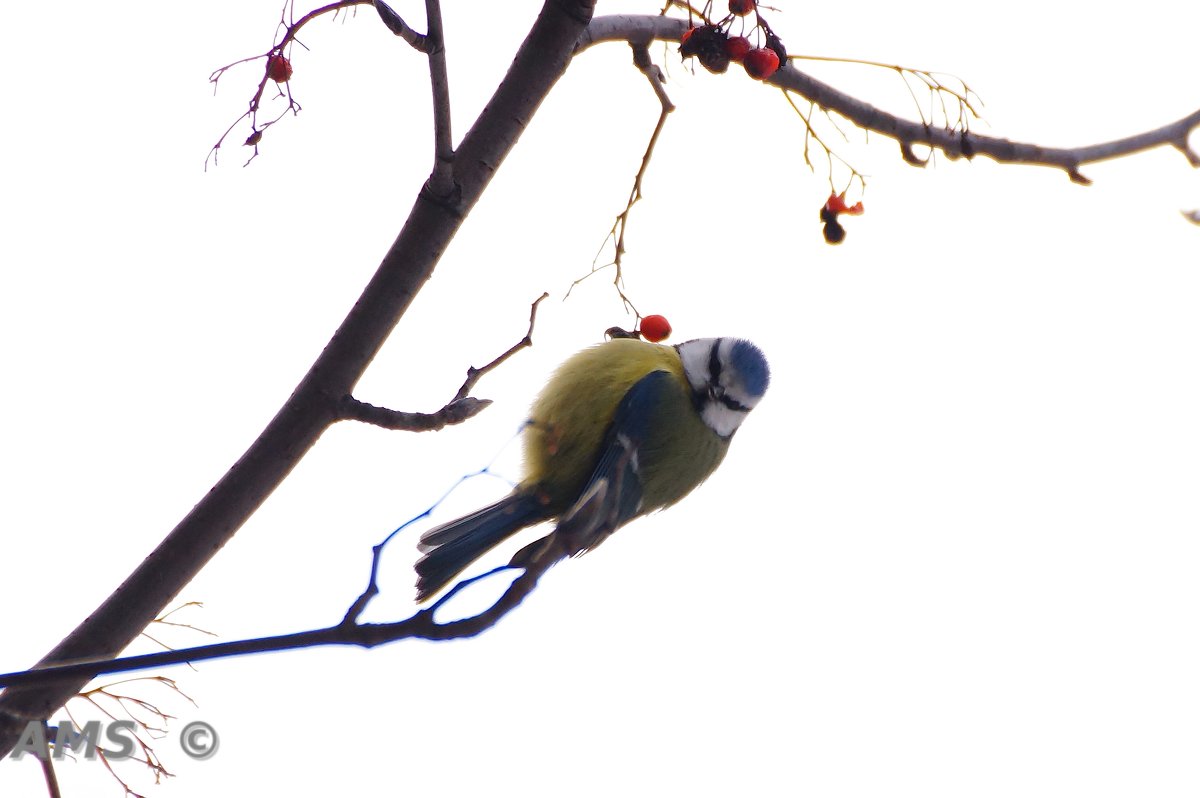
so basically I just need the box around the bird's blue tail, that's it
[415,492,549,602]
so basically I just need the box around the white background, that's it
[3,1,1199,796]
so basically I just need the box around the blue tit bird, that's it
[414,336,770,602]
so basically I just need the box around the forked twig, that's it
[569,43,674,314]
[338,292,548,433]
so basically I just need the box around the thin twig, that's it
[569,42,674,313]
[0,558,560,689]
[782,90,865,195]
[337,292,548,431]
[373,0,429,50]
[206,0,375,169]
[338,396,492,431]
[452,292,549,403]
[38,729,61,798]
[794,54,983,124]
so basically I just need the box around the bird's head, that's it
[676,337,770,438]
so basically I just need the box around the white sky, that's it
[3,1,1200,796]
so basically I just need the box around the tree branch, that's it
[773,66,1200,184]
[336,291,548,431]
[423,0,456,197]
[569,43,674,313]
[207,0,372,168]
[0,559,558,691]
[373,0,428,51]
[0,0,597,758]
[0,431,614,691]
[338,396,492,431]
[577,15,1200,183]
[9,5,1194,760]
[451,291,549,401]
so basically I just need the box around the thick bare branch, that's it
[578,14,1200,183]
[0,0,597,758]
[772,66,1200,184]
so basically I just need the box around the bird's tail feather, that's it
[415,492,548,602]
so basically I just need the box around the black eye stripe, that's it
[703,339,750,413]
[720,395,751,413]
[707,338,723,386]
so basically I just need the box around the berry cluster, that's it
[819,192,865,245]
[679,0,786,81]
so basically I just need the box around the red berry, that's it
[267,54,292,83]
[742,47,780,80]
[825,192,865,216]
[639,315,672,343]
[723,36,752,62]
[824,192,849,215]
[729,0,756,16]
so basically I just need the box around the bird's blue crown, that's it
[730,339,770,399]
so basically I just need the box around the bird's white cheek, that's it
[702,403,745,438]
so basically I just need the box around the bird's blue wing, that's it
[533,368,673,560]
